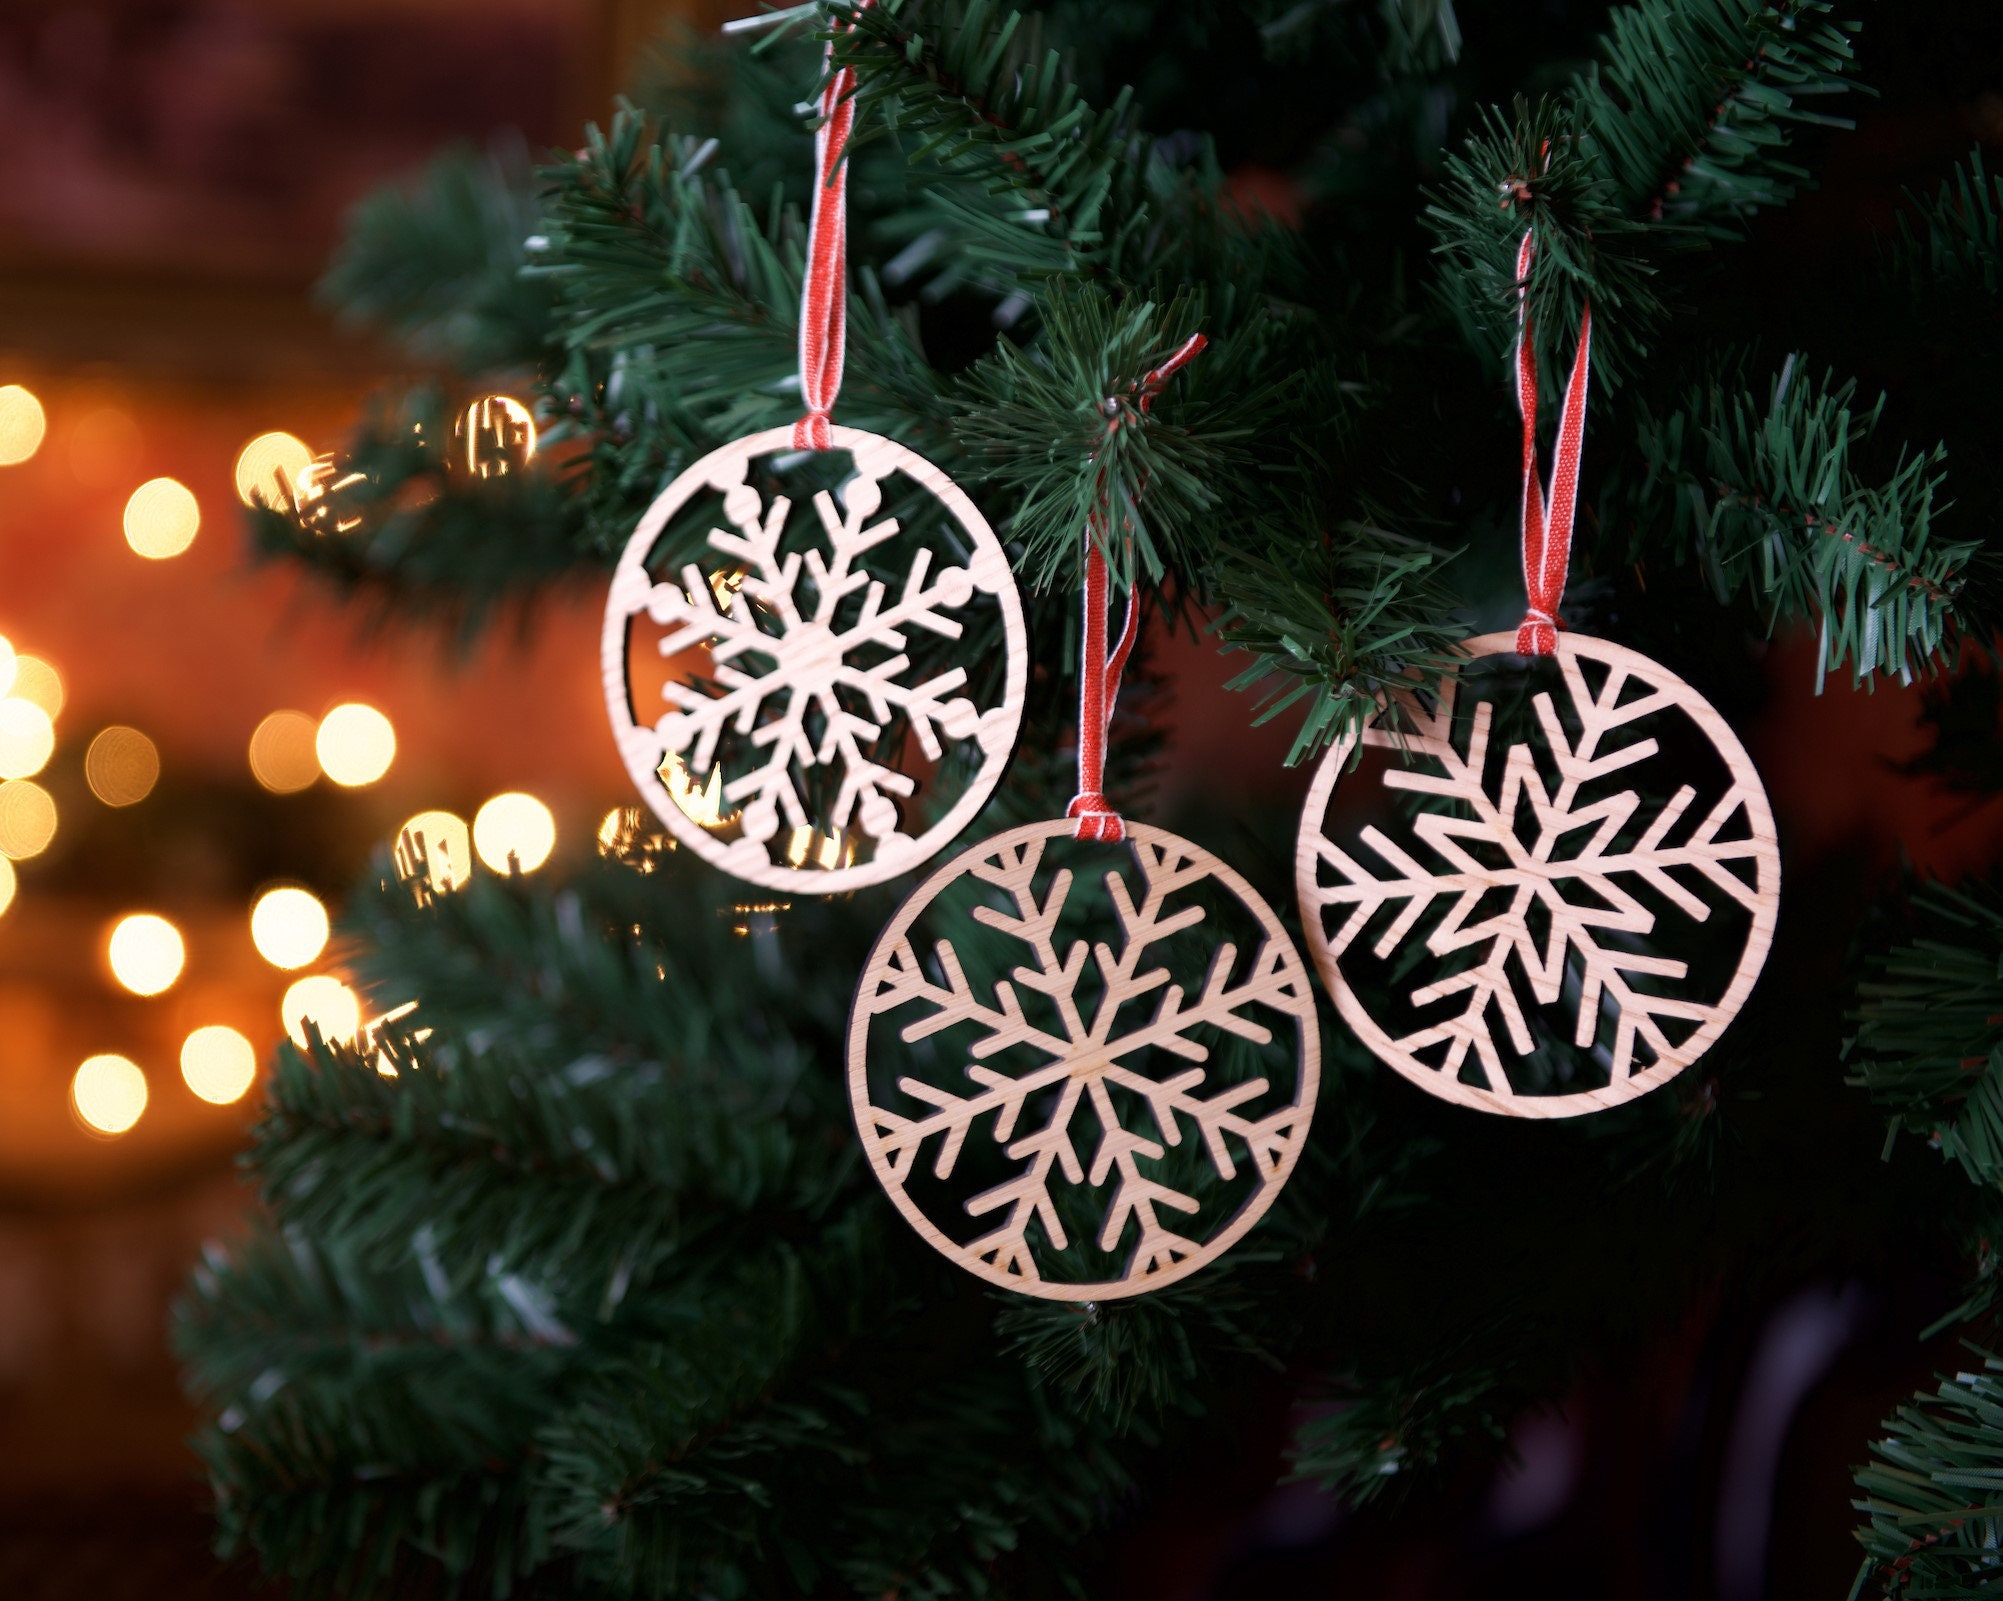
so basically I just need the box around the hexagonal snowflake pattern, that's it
[603,427,1026,893]
[849,820,1321,1299]
[1296,632,1779,1117]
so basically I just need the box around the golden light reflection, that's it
[0,699,54,779]
[0,780,56,859]
[234,431,314,509]
[0,636,14,698]
[250,886,331,970]
[8,655,62,719]
[73,1054,147,1136]
[315,703,396,787]
[291,454,369,535]
[85,726,160,806]
[396,811,472,895]
[784,826,857,873]
[656,751,737,828]
[123,476,201,559]
[456,395,537,477]
[281,975,361,1049]
[248,709,319,793]
[474,793,556,873]
[0,856,14,917]
[107,912,185,996]
[0,386,45,466]
[181,1025,259,1105]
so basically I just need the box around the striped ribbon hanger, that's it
[1511,222,1594,654]
[1067,333,1207,843]
[791,1,872,449]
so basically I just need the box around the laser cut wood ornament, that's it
[598,12,1026,893]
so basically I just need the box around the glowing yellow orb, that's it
[85,725,159,806]
[123,476,201,559]
[248,709,319,793]
[473,792,556,873]
[0,385,46,466]
[457,394,537,477]
[180,1025,259,1105]
[315,703,395,787]
[107,912,186,996]
[0,636,13,697]
[233,430,314,510]
[73,1054,148,1135]
[0,780,56,859]
[0,698,54,779]
[250,886,330,970]
[281,975,362,1049]
[0,855,14,917]
[397,810,472,894]
[8,655,61,718]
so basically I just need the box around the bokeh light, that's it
[8,654,62,718]
[251,886,330,970]
[281,975,361,1049]
[72,1054,147,1136]
[107,912,185,996]
[0,636,14,697]
[0,856,14,917]
[248,709,319,793]
[0,385,46,466]
[234,430,313,509]
[397,810,473,894]
[0,699,54,779]
[180,1026,259,1105]
[84,726,160,806]
[123,476,201,559]
[0,780,56,858]
[315,703,396,787]
[473,793,556,873]
[457,394,537,477]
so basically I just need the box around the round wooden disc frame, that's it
[848,819,1322,1300]
[1295,631,1780,1119]
[601,426,1029,895]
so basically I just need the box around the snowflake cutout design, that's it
[603,426,1027,894]
[849,820,1320,1300]
[1296,632,1779,1118]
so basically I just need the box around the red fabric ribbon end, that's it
[792,411,833,450]
[1066,793,1126,843]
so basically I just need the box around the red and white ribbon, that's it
[792,4,869,449]
[1512,229,1593,655]
[1067,332,1208,843]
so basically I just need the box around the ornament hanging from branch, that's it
[849,336,1321,1298]
[1295,215,1779,1117]
[600,1,1027,893]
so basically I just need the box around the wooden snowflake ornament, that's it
[602,426,1028,894]
[1295,633,1779,1117]
[849,820,1321,1299]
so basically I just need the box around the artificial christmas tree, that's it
[176,1,2003,1594]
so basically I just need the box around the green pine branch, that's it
[1626,356,1970,688]
[1847,875,2003,1189]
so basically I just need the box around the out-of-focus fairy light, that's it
[0,637,14,698]
[281,975,361,1049]
[657,750,736,827]
[233,431,313,509]
[0,780,56,859]
[473,792,556,873]
[457,395,537,477]
[0,699,54,779]
[0,386,46,466]
[0,856,14,917]
[784,826,855,873]
[8,655,62,719]
[315,703,395,787]
[248,709,319,793]
[73,1054,147,1136]
[85,726,159,806]
[180,1025,258,1105]
[123,476,200,559]
[107,912,185,996]
[250,886,330,970]
[396,811,472,894]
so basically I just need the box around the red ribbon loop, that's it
[1512,229,1594,655]
[792,5,867,450]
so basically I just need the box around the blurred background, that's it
[1,2,2000,1597]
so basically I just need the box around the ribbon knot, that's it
[1066,791,1124,843]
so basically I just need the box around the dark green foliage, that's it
[1848,876,2003,1190]
[1849,1352,2003,1600]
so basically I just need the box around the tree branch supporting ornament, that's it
[599,2,1027,893]
[848,340,1321,1297]
[1294,225,1780,1117]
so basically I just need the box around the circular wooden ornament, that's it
[602,426,1029,894]
[848,820,1321,1300]
[1295,632,1779,1118]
